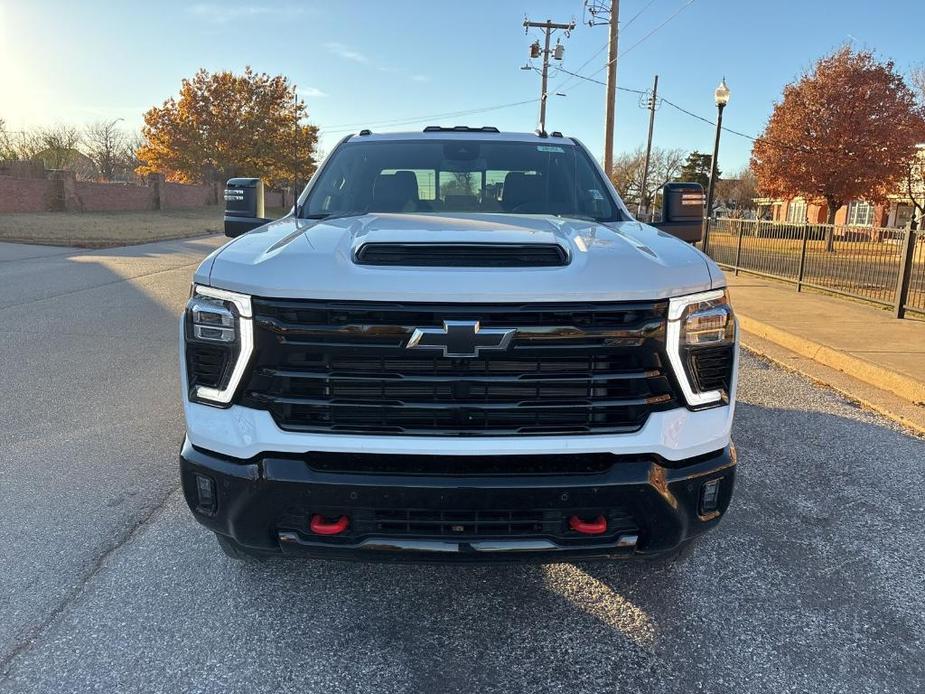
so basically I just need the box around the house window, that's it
[846,201,874,226]
[785,199,806,223]
[892,203,913,229]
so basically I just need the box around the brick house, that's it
[755,197,895,227]
[754,148,925,229]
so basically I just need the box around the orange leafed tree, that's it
[136,67,318,188]
[751,47,925,227]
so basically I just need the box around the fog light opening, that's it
[195,473,216,513]
[700,478,722,515]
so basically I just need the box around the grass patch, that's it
[0,207,290,248]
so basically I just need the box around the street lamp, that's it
[702,78,730,253]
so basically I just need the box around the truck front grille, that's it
[238,299,680,435]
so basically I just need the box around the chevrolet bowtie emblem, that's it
[406,321,515,358]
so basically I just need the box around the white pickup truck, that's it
[179,126,738,563]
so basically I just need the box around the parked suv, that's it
[180,127,737,562]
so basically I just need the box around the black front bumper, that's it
[180,440,736,563]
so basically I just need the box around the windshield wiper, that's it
[301,210,367,221]
[554,213,599,222]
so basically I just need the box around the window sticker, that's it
[537,145,565,153]
[589,189,605,200]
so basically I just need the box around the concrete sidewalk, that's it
[726,273,925,411]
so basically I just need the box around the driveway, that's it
[0,238,922,693]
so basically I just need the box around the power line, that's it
[321,100,536,130]
[554,0,656,94]
[550,42,607,93]
[617,0,697,59]
[570,0,696,91]
[552,66,647,95]
[622,0,659,30]
[658,97,812,153]
[550,67,815,155]
[319,99,540,134]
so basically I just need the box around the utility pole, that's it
[586,0,620,175]
[523,17,575,133]
[637,74,659,219]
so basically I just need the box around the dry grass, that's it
[0,207,290,248]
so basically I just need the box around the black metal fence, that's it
[705,218,925,319]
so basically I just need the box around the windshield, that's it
[301,139,623,222]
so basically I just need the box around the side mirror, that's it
[651,182,705,243]
[224,178,272,237]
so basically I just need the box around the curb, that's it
[736,314,925,405]
[739,332,925,437]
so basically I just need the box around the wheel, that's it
[213,532,267,562]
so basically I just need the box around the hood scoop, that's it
[354,242,570,268]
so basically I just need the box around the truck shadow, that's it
[223,399,924,692]
[0,236,226,670]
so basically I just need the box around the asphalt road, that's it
[0,237,923,694]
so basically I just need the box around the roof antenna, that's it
[293,89,302,220]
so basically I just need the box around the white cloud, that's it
[298,87,328,98]
[187,4,306,24]
[410,74,430,83]
[324,42,368,64]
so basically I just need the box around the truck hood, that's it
[199,212,721,302]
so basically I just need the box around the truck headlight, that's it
[183,285,253,406]
[666,289,737,408]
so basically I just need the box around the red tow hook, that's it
[310,514,350,536]
[568,514,607,535]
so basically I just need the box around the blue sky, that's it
[2,0,924,172]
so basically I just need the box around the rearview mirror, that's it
[651,182,705,243]
[224,178,273,237]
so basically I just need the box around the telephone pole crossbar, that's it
[523,18,575,133]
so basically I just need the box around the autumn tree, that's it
[609,146,686,216]
[136,68,318,187]
[752,47,925,241]
[677,151,716,190]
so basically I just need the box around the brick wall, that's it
[0,176,53,213]
[162,182,215,209]
[75,181,156,212]
[0,160,253,214]
[265,190,284,209]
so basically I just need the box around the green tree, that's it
[677,151,717,190]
